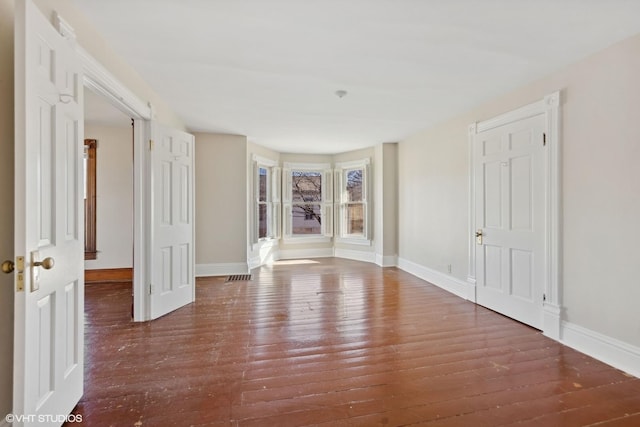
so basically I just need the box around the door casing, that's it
[468,91,562,339]
[78,39,154,321]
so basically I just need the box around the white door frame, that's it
[74,38,153,321]
[467,91,562,339]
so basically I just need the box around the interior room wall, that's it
[0,0,14,418]
[194,133,248,275]
[397,32,640,349]
[84,123,134,270]
[374,143,398,266]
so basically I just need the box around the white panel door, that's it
[13,0,84,424]
[475,114,545,329]
[149,124,195,319]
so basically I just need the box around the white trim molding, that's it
[398,258,470,300]
[334,248,376,264]
[72,41,152,321]
[278,248,334,260]
[196,263,249,277]
[79,47,151,120]
[560,321,640,378]
[468,90,562,336]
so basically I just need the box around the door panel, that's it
[510,155,532,230]
[475,114,545,329]
[14,0,84,423]
[150,125,195,319]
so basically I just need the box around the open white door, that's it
[13,0,84,424]
[474,113,545,329]
[149,124,195,319]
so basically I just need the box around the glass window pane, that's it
[292,204,322,235]
[258,203,267,238]
[346,169,363,202]
[259,167,267,202]
[292,171,322,202]
[346,203,364,235]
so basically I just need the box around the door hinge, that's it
[543,293,546,302]
[149,139,154,150]
[149,283,153,294]
[543,133,547,146]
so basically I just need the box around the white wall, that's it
[84,123,134,270]
[397,33,640,351]
[0,0,14,418]
[194,133,248,275]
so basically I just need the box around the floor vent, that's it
[226,274,252,282]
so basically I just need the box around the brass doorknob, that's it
[34,257,55,270]
[1,260,14,274]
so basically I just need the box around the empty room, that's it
[1,0,640,426]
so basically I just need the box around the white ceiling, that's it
[76,0,640,154]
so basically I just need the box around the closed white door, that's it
[13,0,84,424]
[149,124,195,319]
[474,114,545,329]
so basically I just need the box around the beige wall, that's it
[397,32,640,348]
[0,0,14,418]
[398,114,470,277]
[374,143,398,262]
[194,133,247,265]
[84,123,133,270]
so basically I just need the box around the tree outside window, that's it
[291,171,322,235]
[345,169,364,236]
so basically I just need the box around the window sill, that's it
[335,237,371,246]
[282,236,332,245]
[252,238,279,251]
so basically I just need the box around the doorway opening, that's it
[83,87,135,316]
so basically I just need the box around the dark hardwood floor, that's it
[72,258,640,426]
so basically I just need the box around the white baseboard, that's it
[375,254,398,267]
[335,248,376,264]
[560,321,640,378]
[397,257,470,300]
[278,248,334,260]
[248,256,262,271]
[195,262,249,277]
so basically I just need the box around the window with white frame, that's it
[335,159,370,243]
[252,155,280,245]
[283,163,333,240]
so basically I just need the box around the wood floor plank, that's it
[69,258,640,426]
